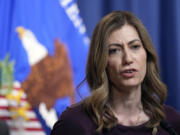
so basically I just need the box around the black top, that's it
[51,102,180,135]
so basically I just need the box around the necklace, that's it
[110,105,158,135]
[110,105,143,126]
[135,107,143,125]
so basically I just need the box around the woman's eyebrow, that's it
[108,43,122,47]
[128,39,141,45]
[107,39,141,47]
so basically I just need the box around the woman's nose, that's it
[122,49,133,65]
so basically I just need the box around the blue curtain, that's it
[77,0,180,111]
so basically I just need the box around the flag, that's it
[0,0,90,134]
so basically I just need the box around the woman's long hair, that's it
[84,10,167,132]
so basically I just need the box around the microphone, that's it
[160,121,178,135]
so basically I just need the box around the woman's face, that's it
[106,24,147,89]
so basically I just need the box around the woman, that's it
[51,11,180,135]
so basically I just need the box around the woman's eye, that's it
[131,44,140,50]
[109,48,119,54]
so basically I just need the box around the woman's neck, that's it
[110,85,142,113]
[109,85,147,126]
